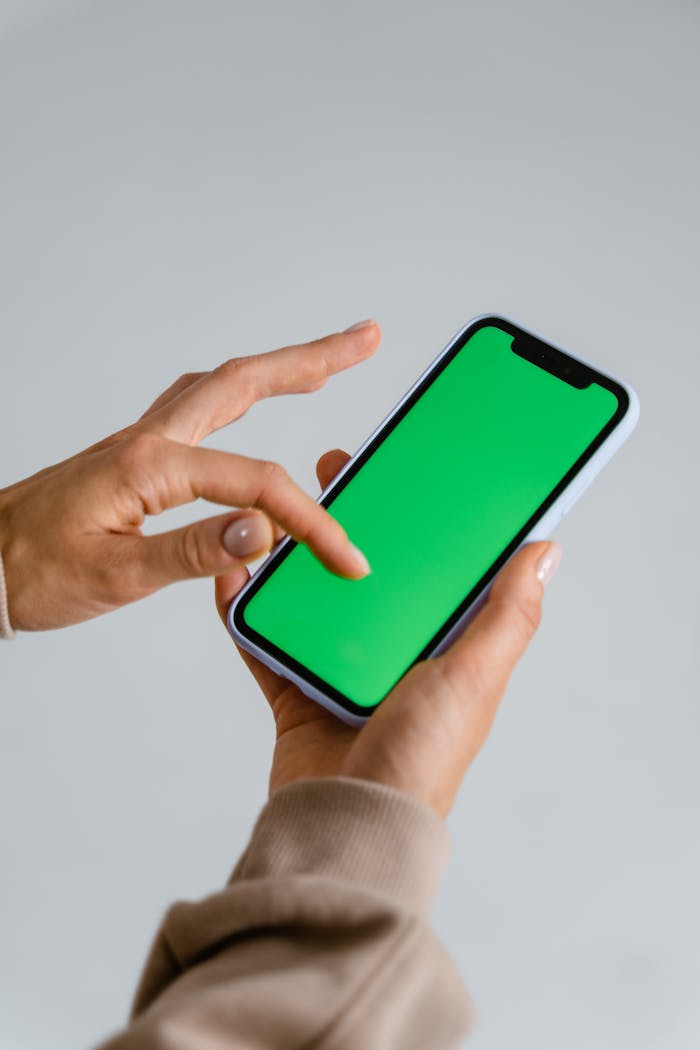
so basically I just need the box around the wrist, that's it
[0,486,23,636]
[0,486,10,546]
[0,494,16,639]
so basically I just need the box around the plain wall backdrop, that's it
[1,1,699,1047]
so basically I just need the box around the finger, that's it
[214,572,291,705]
[141,321,381,445]
[316,448,352,490]
[121,435,370,579]
[350,540,562,818]
[72,373,207,460]
[236,642,291,705]
[213,562,284,698]
[215,567,252,624]
[437,541,561,707]
[139,372,207,420]
[214,448,353,706]
[141,509,275,588]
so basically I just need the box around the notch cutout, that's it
[511,334,591,389]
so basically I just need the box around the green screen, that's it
[241,325,618,710]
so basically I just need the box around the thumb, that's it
[348,540,562,818]
[440,540,562,695]
[140,509,275,588]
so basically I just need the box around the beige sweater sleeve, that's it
[98,777,473,1050]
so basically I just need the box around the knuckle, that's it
[115,431,166,472]
[508,592,542,640]
[178,523,209,577]
[168,372,200,394]
[424,656,459,698]
[216,357,256,410]
[99,540,149,603]
[88,424,135,453]
[217,356,253,388]
[415,658,475,736]
[449,645,490,699]
[216,356,244,379]
[114,424,137,443]
[255,459,319,542]
[258,459,288,492]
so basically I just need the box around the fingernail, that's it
[344,318,376,333]
[223,515,271,558]
[348,542,371,577]
[536,542,563,585]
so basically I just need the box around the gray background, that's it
[1,1,698,1047]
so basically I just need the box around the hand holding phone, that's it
[216,452,561,818]
[228,316,639,725]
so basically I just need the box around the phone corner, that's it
[226,592,244,644]
[300,687,372,729]
[338,708,372,730]
[611,375,641,438]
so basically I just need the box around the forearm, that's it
[98,778,472,1050]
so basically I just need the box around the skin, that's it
[0,324,380,630]
[1,320,560,818]
[215,453,559,819]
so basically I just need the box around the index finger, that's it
[124,435,371,580]
[142,321,380,445]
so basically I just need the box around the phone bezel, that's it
[230,315,634,721]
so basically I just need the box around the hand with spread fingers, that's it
[0,321,379,631]
[215,449,562,819]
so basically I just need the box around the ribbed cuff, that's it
[0,550,15,640]
[232,777,451,917]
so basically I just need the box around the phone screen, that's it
[235,321,624,715]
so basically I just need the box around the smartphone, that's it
[228,315,639,727]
